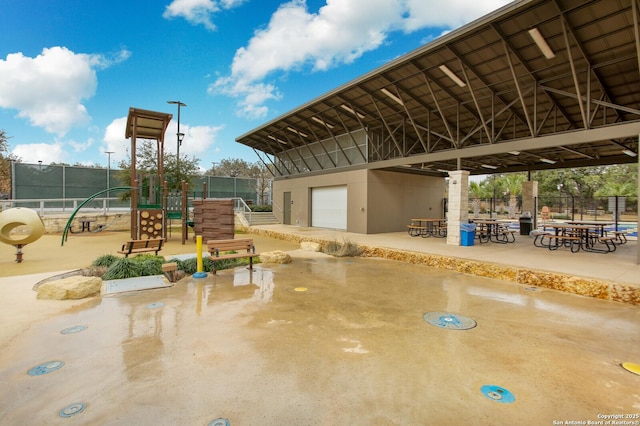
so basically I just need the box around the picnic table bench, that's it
[117,238,164,257]
[207,238,259,274]
[534,224,618,253]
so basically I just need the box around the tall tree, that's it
[0,130,20,198]
[208,158,252,177]
[595,164,637,197]
[253,162,272,205]
[115,140,201,193]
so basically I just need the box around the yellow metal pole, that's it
[193,235,207,278]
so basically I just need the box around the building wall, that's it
[367,170,445,233]
[272,169,445,234]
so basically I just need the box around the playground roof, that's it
[125,108,173,141]
[236,0,640,177]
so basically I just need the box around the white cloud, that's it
[179,123,223,157]
[102,116,223,162]
[163,0,247,30]
[12,142,65,164]
[102,117,131,165]
[68,137,94,153]
[402,0,512,32]
[165,122,224,156]
[211,0,511,118]
[0,46,130,136]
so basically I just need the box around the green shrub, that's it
[102,258,142,280]
[138,257,164,276]
[250,205,273,212]
[92,254,119,268]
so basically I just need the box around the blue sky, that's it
[0,0,511,171]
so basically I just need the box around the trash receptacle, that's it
[519,215,533,235]
[460,222,476,246]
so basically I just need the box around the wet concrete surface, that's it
[1,249,639,425]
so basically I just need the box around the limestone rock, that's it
[259,250,292,264]
[300,241,321,252]
[37,276,102,300]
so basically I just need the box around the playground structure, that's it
[0,207,46,262]
[61,107,191,246]
[125,107,190,245]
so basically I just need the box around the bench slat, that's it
[118,238,164,257]
[206,238,259,274]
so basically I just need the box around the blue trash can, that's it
[460,223,476,246]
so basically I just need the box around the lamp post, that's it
[558,171,564,217]
[167,100,187,187]
[105,151,114,210]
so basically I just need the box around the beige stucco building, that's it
[236,0,640,261]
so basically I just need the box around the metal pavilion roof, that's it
[236,0,640,177]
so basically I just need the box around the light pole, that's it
[105,151,114,210]
[558,171,564,217]
[167,100,186,187]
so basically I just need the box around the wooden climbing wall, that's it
[138,209,164,239]
[192,199,234,242]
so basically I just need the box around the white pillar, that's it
[446,170,470,246]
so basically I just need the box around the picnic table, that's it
[407,218,447,238]
[565,220,613,237]
[471,220,516,244]
[540,223,616,253]
[69,218,96,234]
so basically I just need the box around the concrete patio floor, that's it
[0,228,638,425]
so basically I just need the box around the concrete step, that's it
[245,211,279,225]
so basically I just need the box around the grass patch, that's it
[102,258,142,280]
[92,254,119,268]
[100,254,167,280]
[167,256,259,274]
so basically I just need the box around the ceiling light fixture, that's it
[528,27,555,59]
[540,158,556,164]
[622,149,637,157]
[287,127,308,138]
[381,88,404,106]
[508,151,521,155]
[481,164,498,169]
[311,116,334,128]
[437,169,450,173]
[267,135,287,145]
[341,104,365,119]
[438,65,466,87]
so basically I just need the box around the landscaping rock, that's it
[37,276,102,300]
[300,241,321,252]
[259,250,292,264]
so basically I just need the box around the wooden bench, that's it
[207,238,260,274]
[530,230,552,247]
[117,238,164,257]
[497,228,517,243]
[407,225,427,237]
[612,230,628,244]
[596,236,617,252]
[545,234,582,253]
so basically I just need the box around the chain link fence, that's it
[468,194,638,223]
[5,162,270,212]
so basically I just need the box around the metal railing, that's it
[1,198,129,216]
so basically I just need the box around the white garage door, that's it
[311,185,347,230]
